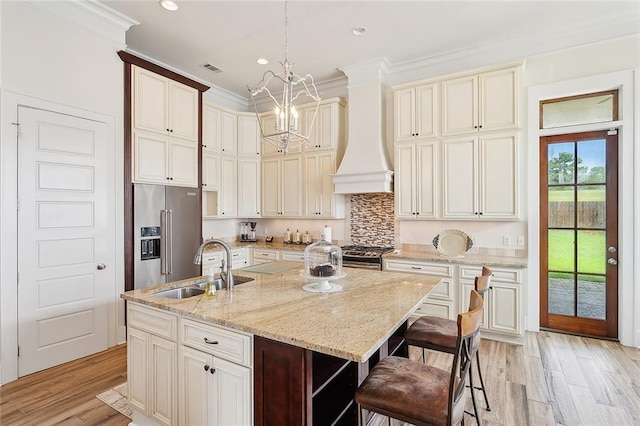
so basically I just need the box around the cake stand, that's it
[301,272,346,293]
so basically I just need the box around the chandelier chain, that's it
[284,0,288,64]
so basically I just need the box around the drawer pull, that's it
[411,266,422,270]
[204,338,219,345]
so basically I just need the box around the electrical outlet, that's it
[517,236,525,246]
[503,235,512,246]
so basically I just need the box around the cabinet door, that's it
[238,114,260,157]
[317,152,337,217]
[169,81,198,141]
[203,153,220,190]
[133,66,168,134]
[416,141,438,218]
[478,68,518,132]
[395,144,416,217]
[302,155,320,217]
[168,137,198,187]
[127,327,149,414]
[415,84,437,139]
[133,130,168,185]
[459,280,488,329]
[211,356,252,426]
[394,88,416,142]
[220,111,237,155]
[442,137,477,218]
[149,335,178,426]
[260,114,281,156]
[220,156,237,217]
[281,156,302,217]
[489,284,520,334]
[315,103,337,150]
[180,346,213,426]
[442,75,477,136]
[238,159,261,217]
[261,158,281,217]
[479,133,518,218]
[203,104,221,153]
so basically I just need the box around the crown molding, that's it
[338,58,391,87]
[26,0,138,45]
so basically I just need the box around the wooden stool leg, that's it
[475,350,492,411]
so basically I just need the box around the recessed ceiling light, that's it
[257,58,269,65]
[160,0,178,11]
[351,27,366,36]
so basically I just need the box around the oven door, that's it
[343,260,382,270]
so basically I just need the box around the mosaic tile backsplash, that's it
[350,193,395,247]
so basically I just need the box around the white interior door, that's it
[17,106,113,376]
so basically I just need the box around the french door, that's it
[540,130,618,338]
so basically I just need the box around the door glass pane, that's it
[577,139,605,184]
[577,185,605,228]
[548,142,575,184]
[548,272,574,316]
[548,186,574,228]
[541,91,617,129]
[577,230,605,274]
[548,230,574,272]
[577,274,606,319]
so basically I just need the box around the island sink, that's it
[154,286,205,299]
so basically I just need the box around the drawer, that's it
[459,265,520,284]
[281,251,305,262]
[384,259,454,277]
[413,301,454,320]
[128,303,178,340]
[231,248,247,261]
[252,249,279,261]
[429,278,454,301]
[180,317,252,366]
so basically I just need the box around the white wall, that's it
[203,218,347,244]
[0,1,130,383]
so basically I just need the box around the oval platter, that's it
[432,229,473,257]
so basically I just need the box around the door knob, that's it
[607,258,618,266]
[96,263,107,270]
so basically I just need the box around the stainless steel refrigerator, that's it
[133,184,201,289]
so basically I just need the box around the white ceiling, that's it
[101,1,640,100]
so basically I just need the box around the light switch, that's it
[517,236,525,246]
[503,236,512,246]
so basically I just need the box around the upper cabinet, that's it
[441,67,518,136]
[260,113,302,156]
[394,84,437,142]
[202,104,221,153]
[395,141,438,219]
[302,101,345,152]
[220,111,237,155]
[133,65,199,142]
[237,113,260,157]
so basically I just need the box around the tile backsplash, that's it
[350,193,395,247]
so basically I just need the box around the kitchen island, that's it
[122,265,440,425]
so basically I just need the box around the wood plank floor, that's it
[1,332,638,425]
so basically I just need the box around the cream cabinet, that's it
[261,156,302,217]
[201,248,247,272]
[302,152,345,218]
[260,113,302,156]
[394,84,437,142]
[202,153,220,190]
[251,248,280,265]
[441,67,518,136]
[220,156,238,217]
[202,104,221,153]
[237,113,261,157]
[133,65,199,142]
[301,100,345,152]
[395,141,438,219]
[281,250,306,263]
[442,132,518,220]
[238,159,261,218]
[133,129,198,187]
[458,265,522,336]
[127,304,178,426]
[220,110,238,155]
[179,318,252,426]
[383,259,456,320]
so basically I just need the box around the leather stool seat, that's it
[405,316,480,354]
[356,356,465,426]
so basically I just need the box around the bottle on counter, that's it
[284,228,292,244]
[294,229,301,244]
[204,267,216,296]
[303,230,311,244]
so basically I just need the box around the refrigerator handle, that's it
[160,210,168,275]
[167,210,173,274]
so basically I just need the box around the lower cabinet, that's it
[201,248,248,273]
[251,248,279,265]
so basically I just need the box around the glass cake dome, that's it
[302,236,345,292]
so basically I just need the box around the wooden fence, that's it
[548,201,605,228]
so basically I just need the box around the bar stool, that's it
[355,290,484,426]
[404,266,493,422]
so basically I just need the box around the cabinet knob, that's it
[415,133,419,136]
[204,365,210,371]
[166,128,170,132]
[210,368,216,375]
[479,212,483,215]
[474,126,478,129]
[169,129,173,133]
[203,183,207,187]
[204,337,219,345]
[203,144,207,148]
[478,125,483,129]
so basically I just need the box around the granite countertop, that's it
[121,265,440,363]
[205,241,309,253]
[384,250,528,269]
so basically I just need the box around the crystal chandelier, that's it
[248,0,321,155]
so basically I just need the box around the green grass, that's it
[548,187,605,202]
[548,230,606,282]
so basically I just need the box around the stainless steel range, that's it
[341,245,395,270]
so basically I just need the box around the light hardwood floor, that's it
[1,332,638,426]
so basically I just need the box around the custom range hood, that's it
[332,59,393,194]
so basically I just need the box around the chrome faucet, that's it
[193,239,234,291]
